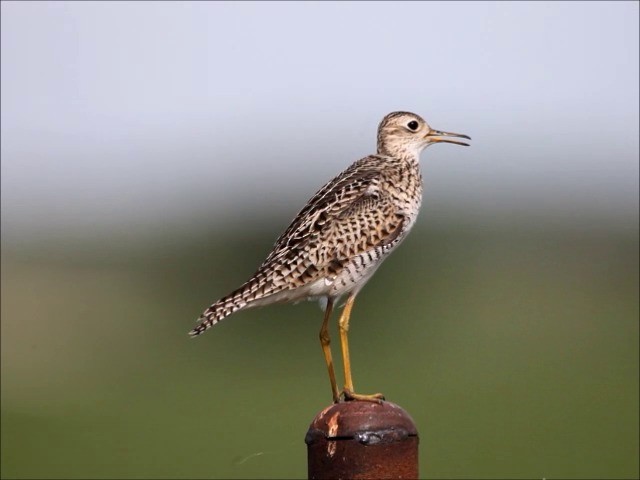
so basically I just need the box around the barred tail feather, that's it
[189,293,248,337]
[188,268,280,337]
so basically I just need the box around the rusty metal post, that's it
[305,401,419,479]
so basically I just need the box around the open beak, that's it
[425,129,471,147]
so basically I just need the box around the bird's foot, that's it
[340,389,385,403]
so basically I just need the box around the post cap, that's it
[305,401,418,446]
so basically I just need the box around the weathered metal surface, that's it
[306,401,419,480]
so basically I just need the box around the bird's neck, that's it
[377,146,421,167]
[377,142,421,162]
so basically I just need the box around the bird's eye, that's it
[407,120,419,131]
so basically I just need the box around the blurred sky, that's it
[1,1,639,242]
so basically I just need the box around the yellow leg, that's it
[319,298,339,403]
[338,293,385,403]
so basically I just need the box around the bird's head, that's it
[376,111,470,158]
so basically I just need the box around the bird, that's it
[189,111,470,403]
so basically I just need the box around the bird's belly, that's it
[328,237,407,298]
[328,261,382,298]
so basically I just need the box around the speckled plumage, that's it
[189,111,469,401]
[190,154,419,334]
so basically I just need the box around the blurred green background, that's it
[2,217,638,479]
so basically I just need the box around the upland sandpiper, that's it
[190,111,470,402]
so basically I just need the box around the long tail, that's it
[189,289,249,337]
[189,268,279,337]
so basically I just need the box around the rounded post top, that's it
[305,401,418,445]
